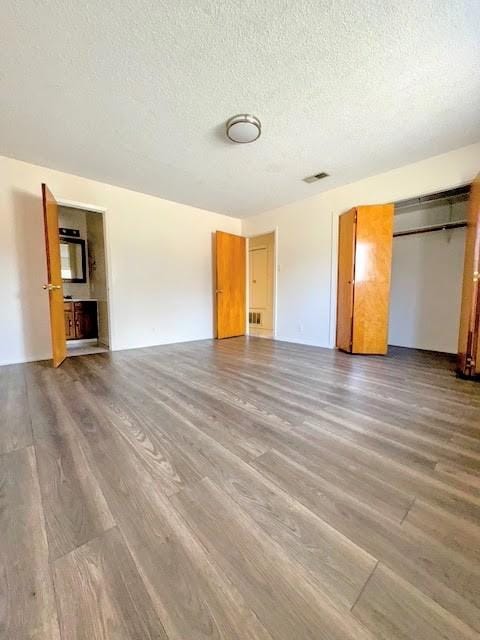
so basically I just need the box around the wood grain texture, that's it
[53,527,168,640]
[353,563,479,640]
[1,337,480,639]
[352,204,394,354]
[0,447,60,639]
[171,477,376,640]
[336,208,356,351]
[458,174,480,376]
[42,183,67,368]
[26,363,115,560]
[0,363,32,454]
[215,230,246,339]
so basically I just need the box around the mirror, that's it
[60,238,87,283]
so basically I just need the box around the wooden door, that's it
[457,174,480,377]
[42,183,67,367]
[352,204,394,355]
[215,231,246,339]
[336,209,356,351]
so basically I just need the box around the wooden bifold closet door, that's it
[336,204,394,355]
[457,173,480,377]
[336,209,356,351]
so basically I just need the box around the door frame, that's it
[457,175,480,377]
[245,228,278,339]
[56,198,113,351]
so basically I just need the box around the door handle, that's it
[43,284,61,291]
[216,289,223,293]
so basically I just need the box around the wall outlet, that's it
[298,322,304,333]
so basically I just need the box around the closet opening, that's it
[58,204,111,358]
[247,231,276,339]
[388,185,470,356]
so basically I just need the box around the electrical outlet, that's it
[298,322,304,333]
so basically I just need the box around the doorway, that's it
[42,183,111,366]
[213,229,276,341]
[248,231,276,339]
[58,204,110,357]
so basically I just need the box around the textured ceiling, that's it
[1,1,480,217]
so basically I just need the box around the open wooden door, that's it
[336,209,356,351]
[457,175,480,377]
[215,231,246,339]
[42,183,67,367]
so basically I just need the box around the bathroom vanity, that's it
[64,299,98,340]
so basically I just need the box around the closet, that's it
[336,204,394,354]
[389,187,468,354]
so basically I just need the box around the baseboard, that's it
[274,335,333,349]
[0,351,51,367]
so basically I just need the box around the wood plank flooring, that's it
[1,337,480,639]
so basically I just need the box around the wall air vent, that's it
[249,311,262,325]
[303,171,329,184]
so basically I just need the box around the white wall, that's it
[0,155,240,365]
[242,143,480,348]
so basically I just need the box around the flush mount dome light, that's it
[226,114,261,143]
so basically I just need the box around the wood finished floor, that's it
[1,338,480,639]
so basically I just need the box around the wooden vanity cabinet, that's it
[64,303,75,339]
[63,301,98,340]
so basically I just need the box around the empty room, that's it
[1,2,480,639]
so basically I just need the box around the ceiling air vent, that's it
[303,171,329,184]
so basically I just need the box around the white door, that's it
[250,247,268,310]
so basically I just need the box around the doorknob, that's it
[43,284,61,291]
[216,289,223,293]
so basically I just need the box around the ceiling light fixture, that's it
[226,114,261,144]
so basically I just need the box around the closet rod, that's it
[393,220,467,238]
